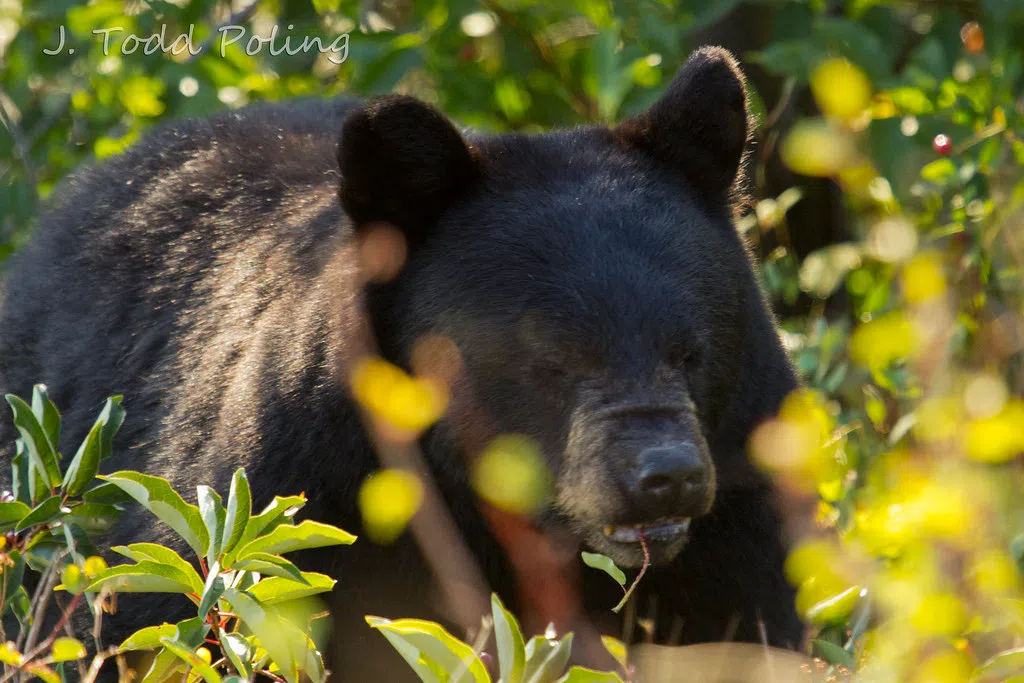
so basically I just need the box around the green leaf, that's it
[82,481,134,505]
[366,616,490,683]
[921,158,957,183]
[975,648,1024,681]
[0,500,31,528]
[492,593,525,683]
[225,588,326,683]
[244,573,335,604]
[600,636,627,670]
[233,520,355,560]
[811,639,855,670]
[524,633,573,683]
[112,543,204,593]
[99,472,209,557]
[6,394,61,488]
[158,636,222,683]
[31,385,61,456]
[221,469,251,556]
[119,624,179,652]
[15,496,63,532]
[49,637,86,663]
[197,562,225,616]
[62,420,103,497]
[84,561,199,594]
[11,440,31,504]
[556,667,622,683]
[198,485,225,565]
[96,396,125,460]
[63,502,122,534]
[231,552,307,583]
[218,631,253,680]
[581,552,626,587]
[140,648,185,683]
[228,494,306,562]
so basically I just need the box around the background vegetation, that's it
[2,0,1024,681]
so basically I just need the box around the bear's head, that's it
[337,47,794,568]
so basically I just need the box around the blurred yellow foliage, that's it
[350,356,448,436]
[963,399,1024,463]
[901,251,948,304]
[471,434,551,515]
[781,118,857,177]
[811,58,873,120]
[849,311,920,369]
[358,469,424,544]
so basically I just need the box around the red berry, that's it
[933,134,953,156]
[458,44,476,62]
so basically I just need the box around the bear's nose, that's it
[629,444,708,519]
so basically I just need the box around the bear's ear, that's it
[338,95,478,240]
[616,46,750,202]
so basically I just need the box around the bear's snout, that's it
[627,443,711,521]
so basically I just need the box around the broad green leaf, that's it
[31,385,61,456]
[231,552,307,583]
[245,573,335,604]
[140,648,185,683]
[119,624,178,652]
[99,472,209,557]
[63,502,122,534]
[556,668,622,683]
[975,648,1024,680]
[1,552,26,619]
[231,494,307,558]
[82,481,134,505]
[0,500,31,528]
[218,631,253,680]
[112,543,204,593]
[49,637,86,663]
[524,633,573,683]
[811,639,855,670]
[600,636,627,671]
[96,396,125,460]
[83,560,198,594]
[234,520,355,560]
[197,562,225,616]
[61,420,103,496]
[11,440,31,504]
[198,485,225,565]
[158,636,221,683]
[581,552,626,587]
[492,593,525,683]
[6,394,61,488]
[366,616,489,683]
[224,588,325,683]
[15,495,63,532]
[221,469,251,556]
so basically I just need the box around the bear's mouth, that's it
[601,517,691,544]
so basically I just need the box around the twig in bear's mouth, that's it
[612,533,650,614]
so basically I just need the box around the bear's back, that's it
[0,96,363,496]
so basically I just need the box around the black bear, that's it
[0,47,802,680]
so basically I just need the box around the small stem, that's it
[612,535,650,614]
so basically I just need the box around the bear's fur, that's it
[0,47,802,680]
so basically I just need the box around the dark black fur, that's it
[0,48,802,680]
